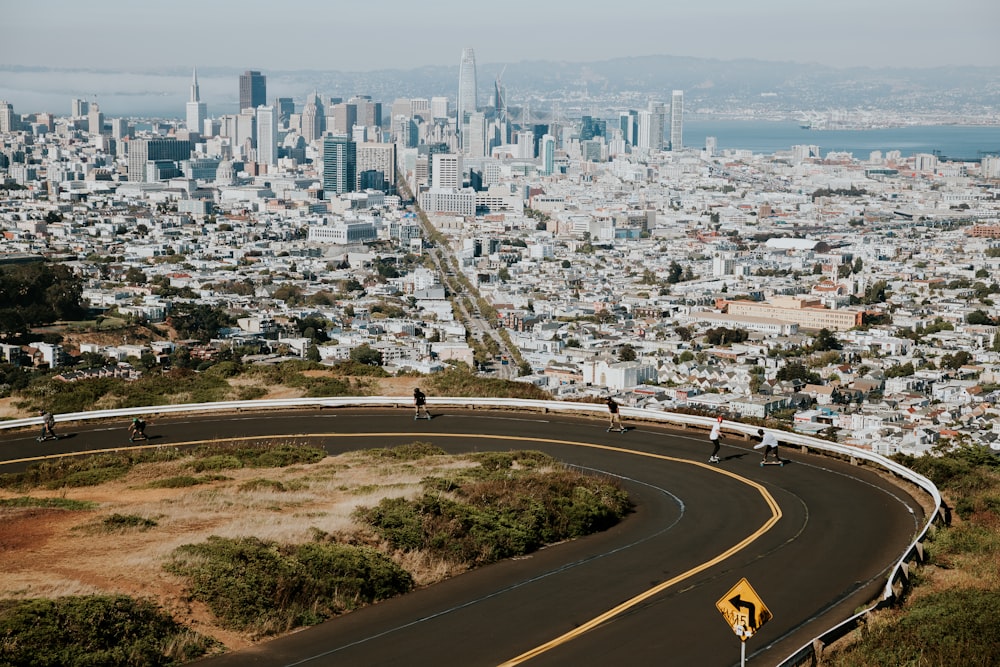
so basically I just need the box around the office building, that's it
[0,101,18,133]
[432,153,462,189]
[127,138,192,182]
[322,135,356,196]
[87,104,104,136]
[357,141,397,192]
[670,90,684,150]
[540,134,555,175]
[330,102,357,135]
[186,68,207,134]
[239,70,266,111]
[275,97,294,126]
[431,96,449,120]
[350,95,382,129]
[256,105,277,166]
[301,91,325,143]
[457,47,477,151]
[71,98,88,117]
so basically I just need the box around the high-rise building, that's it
[350,95,381,129]
[431,96,449,120]
[432,153,462,189]
[301,91,325,142]
[619,110,638,146]
[127,138,192,182]
[87,104,104,136]
[330,102,357,135]
[638,102,666,152]
[186,68,207,134]
[239,70,266,111]
[540,134,555,175]
[457,47,477,152]
[71,98,88,117]
[0,100,18,133]
[274,97,294,126]
[256,105,277,166]
[110,118,130,140]
[670,90,684,150]
[357,141,397,192]
[322,135,356,196]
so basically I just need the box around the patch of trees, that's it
[704,327,749,346]
[0,263,86,340]
[775,362,821,385]
[168,304,234,342]
[811,186,868,201]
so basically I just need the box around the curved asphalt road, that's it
[0,408,926,667]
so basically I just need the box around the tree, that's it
[350,344,382,366]
[666,261,683,284]
[811,328,842,352]
[619,344,637,362]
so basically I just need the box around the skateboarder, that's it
[413,387,430,420]
[606,396,624,432]
[753,428,780,463]
[128,417,147,442]
[38,410,57,441]
[708,416,723,462]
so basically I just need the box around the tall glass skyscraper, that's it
[322,135,357,196]
[457,48,477,152]
[239,70,266,112]
[670,90,684,151]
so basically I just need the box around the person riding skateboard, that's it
[606,396,623,432]
[413,387,430,420]
[708,416,723,462]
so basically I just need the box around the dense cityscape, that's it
[3,47,1000,460]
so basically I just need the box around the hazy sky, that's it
[3,0,999,71]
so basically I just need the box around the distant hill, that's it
[3,55,998,118]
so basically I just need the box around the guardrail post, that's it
[915,541,924,562]
[812,638,824,663]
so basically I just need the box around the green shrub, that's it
[365,442,445,461]
[355,463,630,565]
[828,589,1000,666]
[0,496,97,510]
[189,444,325,472]
[101,514,158,531]
[165,536,413,636]
[0,595,216,665]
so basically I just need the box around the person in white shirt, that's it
[753,428,780,462]
[708,416,723,463]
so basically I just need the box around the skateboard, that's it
[414,415,432,420]
[760,460,784,467]
[129,434,148,442]
[36,434,60,442]
[607,427,627,434]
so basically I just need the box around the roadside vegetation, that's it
[825,444,1000,665]
[0,441,631,662]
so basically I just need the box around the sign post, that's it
[716,577,772,667]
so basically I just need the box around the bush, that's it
[101,514,158,531]
[355,455,630,565]
[828,589,1000,666]
[165,536,413,636]
[0,595,216,665]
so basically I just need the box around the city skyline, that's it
[2,0,999,72]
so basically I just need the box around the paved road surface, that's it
[0,408,926,666]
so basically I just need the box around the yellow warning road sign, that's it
[716,577,772,641]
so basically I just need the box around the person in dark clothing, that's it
[413,388,430,420]
[606,397,623,432]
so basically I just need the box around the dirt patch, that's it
[0,450,474,652]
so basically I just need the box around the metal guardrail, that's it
[1,397,941,665]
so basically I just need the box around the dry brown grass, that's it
[0,448,483,650]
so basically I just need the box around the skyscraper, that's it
[540,134,555,175]
[186,68,207,134]
[322,135,356,196]
[239,70,266,111]
[301,90,325,142]
[0,100,17,133]
[256,105,277,166]
[127,138,192,182]
[457,48,477,152]
[670,90,684,150]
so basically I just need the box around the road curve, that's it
[0,408,926,667]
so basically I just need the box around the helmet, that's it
[133,417,140,423]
